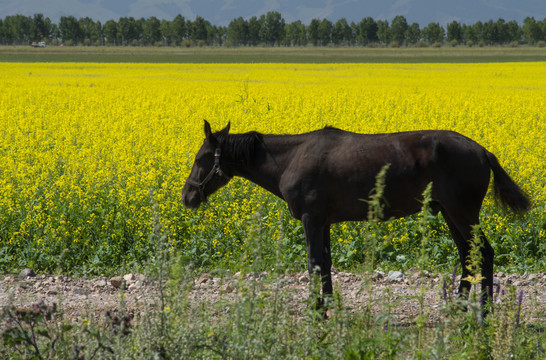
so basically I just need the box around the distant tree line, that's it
[1,12,546,47]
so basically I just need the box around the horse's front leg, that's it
[301,214,332,313]
[322,224,333,297]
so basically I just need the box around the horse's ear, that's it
[204,120,219,146]
[219,122,230,136]
[204,120,212,139]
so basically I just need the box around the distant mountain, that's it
[2,0,545,26]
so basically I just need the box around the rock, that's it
[373,270,385,280]
[298,274,310,283]
[387,270,405,282]
[123,274,135,282]
[95,279,108,287]
[110,276,124,289]
[411,270,431,281]
[18,268,36,280]
[197,273,212,284]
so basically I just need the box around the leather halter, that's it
[185,148,231,203]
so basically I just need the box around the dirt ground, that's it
[2,269,545,325]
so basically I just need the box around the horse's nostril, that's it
[182,190,201,209]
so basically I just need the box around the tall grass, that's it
[3,170,544,359]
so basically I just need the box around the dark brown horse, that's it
[183,121,529,309]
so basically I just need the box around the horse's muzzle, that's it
[182,185,202,209]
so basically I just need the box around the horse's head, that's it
[182,120,232,209]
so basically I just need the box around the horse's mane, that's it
[215,126,340,166]
[323,125,340,131]
[216,131,263,166]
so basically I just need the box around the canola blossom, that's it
[0,62,544,274]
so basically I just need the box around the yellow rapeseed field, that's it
[0,62,544,273]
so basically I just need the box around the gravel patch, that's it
[2,270,545,325]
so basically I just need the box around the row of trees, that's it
[1,12,546,47]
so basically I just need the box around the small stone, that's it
[110,276,124,289]
[197,273,212,284]
[387,270,405,282]
[298,274,310,283]
[18,268,36,280]
[373,270,385,280]
[96,279,108,287]
[128,283,137,291]
[123,273,135,282]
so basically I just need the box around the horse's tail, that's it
[485,151,530,213]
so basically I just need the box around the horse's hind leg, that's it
[301,214,332,312]
[441,208,494,305]
[478,228,494,304]
[441,210,472,297]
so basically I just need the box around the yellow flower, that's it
[0,62,543,271]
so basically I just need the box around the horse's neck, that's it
[232,134,303,199]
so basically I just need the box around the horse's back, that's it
[280,128,491,222]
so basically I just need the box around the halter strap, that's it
[186,148,231,203]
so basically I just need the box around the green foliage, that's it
[2,258,545,359]
[2,202,546,359]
